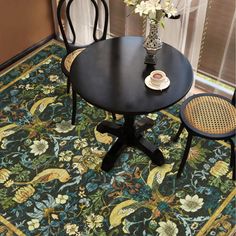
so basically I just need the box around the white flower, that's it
[30,139,49,156]
[180,194,204,212]
[86,213,104,229]
[74,138,88,149]
[159,134,171,143]
[160,148,170,159]
[55,194,69,204]
[162,1,177,17]
[64,223,80,235]
[59,150,73,162]
[126,0,177,22]
[42,85,55,94]
[156,220,178,236]
[49,75,58,82]
[79,198,90,207]
[27,219,40,231]
[21,73,30,80]
[135,1,149,16]
[147,113,158,120]
[146,0,162,13]
[25,84,34,90]
[44,59,51,65]
[1,139,8,149]
[55,120,74,133]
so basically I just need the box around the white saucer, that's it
[145,76,170,91]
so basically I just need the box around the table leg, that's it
[136,136,165,166]
[101,138,126,171]
[97,114,165,171]
[97,120,123,137]
[135,117,155,133]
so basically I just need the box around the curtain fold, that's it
[159,0,208,71]
[52,0,110,46]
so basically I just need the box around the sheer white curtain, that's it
[53,0,110,46]
[159,0,208,71]
[69,0,94,45]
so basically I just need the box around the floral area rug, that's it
[0,40,235,236]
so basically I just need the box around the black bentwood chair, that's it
[173,90,236,180]
[57,0,116,124]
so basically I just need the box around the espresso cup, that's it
[150,70,166,86]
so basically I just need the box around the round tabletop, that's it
[70,36,193,115]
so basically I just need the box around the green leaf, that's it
[0,189,8,199]
[15,170,31,182]
[1,197,15,210]
[220,180,234,193]
[209,176,222,188]
[10,164,23,174]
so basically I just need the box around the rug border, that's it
[196,187,236,236]
[0,215,25,236]
[0,39,64,77]
[0,40,234,236]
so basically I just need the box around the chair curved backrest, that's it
[57,0,109,53]
[232,89,235,106]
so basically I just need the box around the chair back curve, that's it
[232,88,235,106]
[57,0,109,53]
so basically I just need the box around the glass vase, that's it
[143,22,162,65]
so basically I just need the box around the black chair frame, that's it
[57,0,116,124]
[57,0,108,83]
[174,92,236,180]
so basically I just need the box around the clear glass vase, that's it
[143,22,162,65]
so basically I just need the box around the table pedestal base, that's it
[97,115,165,171]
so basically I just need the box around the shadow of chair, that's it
[57,0,116,124]
[173,90,236,180]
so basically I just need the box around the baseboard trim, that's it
[0,34,56,72]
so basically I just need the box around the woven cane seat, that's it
[64,48,85,73]
[183,95,236,136]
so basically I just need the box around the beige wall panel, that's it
[0,0,55,64]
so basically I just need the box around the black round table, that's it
[70,36,193,171]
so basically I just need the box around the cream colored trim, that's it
[0,39,64,77]
[52,54,62,61]
[228,224,236,236]
[160,110,180,122]
[0,55,58,93]
[0,215,25,236]
[196,187,236,236]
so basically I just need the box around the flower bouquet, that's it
[123,0,177,64]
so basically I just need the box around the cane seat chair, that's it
[57,0,115,124]
[173,91,236,180]
[57,0,108,84]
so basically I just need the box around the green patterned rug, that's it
[0,40,235,236]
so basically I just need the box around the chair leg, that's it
[177,133,193,178]
[229,138,235,181]
[72,89,77,125]
[112,113,116,120]
[67,78,71,94]
[173,123,184,142]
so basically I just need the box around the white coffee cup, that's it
[150,70,166,86]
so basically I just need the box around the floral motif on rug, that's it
[0,40,235,236]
